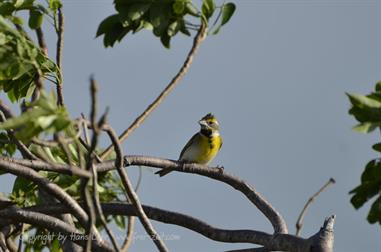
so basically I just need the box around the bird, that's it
[155,113,223,177]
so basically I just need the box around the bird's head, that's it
[198,113,220,131]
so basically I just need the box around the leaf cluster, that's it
[347,81,381,225]
[0,92,70,141]
[0,16,59,102]
[96,0,235,48]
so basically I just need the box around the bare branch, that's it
[104,126,169,252]
[55,7,65,107]
[0,156,91,178]
[19,202,335,251]
[100,23,207,160]
[0,208,113,252]
[121,167,142,252]
[0,160,89,226]
[295,178,335,236]
[80,80,120,251]
[98,155,288,234]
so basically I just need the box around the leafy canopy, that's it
[347,81,381,225]
[97,0,236,48]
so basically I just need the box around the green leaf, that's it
[221,3,235,26]
[104,22,129,47]
[150,3,170,36]
[51,238,63,252]
[160,34,171,49]
[347,93,381,109]
[0,92,72,141]
[96,14,120,37]
[114,215,126,230]
[28,9,44,29]
[201,0,215,20]
[185,2,199,17]
[372,143,381,153]
[350,160,381,210]
[12,176,36,196]
[173,0,186,15]
[367,194,381,224]
[375,81,381,92]
[167,20,180,37]
[48,0,62,12]
[0,3,15,16]
[127,3,151,21]
[352,122,379,134]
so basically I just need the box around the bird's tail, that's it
[154,168,175,177]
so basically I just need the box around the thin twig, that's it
[55,7,65,107]
[36,28,48,56]
[104,126,169,252]
[84,80,119,251]
[81,113,91,145]
[55,134,74,165]
[100,23,207,160]
[295,178,336,236]
[16,224,23,252]
[120,167,142,252]
[80,79,98,252]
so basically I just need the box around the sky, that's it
[1,0,381,251]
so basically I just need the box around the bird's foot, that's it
[216,165,224,174]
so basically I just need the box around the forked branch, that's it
[296,178,336,236]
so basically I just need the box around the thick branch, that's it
[16,203,335,251]
[0,208,113,252]
[0,160,89,227]
[98,155,288,234]
[6,154,288,234]
[100,23,207,160]
[0,157,91,178]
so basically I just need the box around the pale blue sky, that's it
[2,0,381,251]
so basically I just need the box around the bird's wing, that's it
[219,137,223,150]
[179,132,200,160]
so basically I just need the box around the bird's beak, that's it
[198,119,208,127]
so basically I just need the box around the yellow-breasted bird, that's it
[155,113,223,177]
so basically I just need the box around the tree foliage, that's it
[347,81,381,225]
[97,0,235,48]
[0,0,238,251]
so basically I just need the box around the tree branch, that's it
[55,7,65,107]
[98,155,288,234]
[103,125,169,252]
[100,23,207,160]
[14,203,335,251]
[0,156,91,178]
[0,208,113,252]
[84,79,119,251]
[0,160,89,227]
[7,153,288,234]
[295,178,335,236]
[36,28,48,56]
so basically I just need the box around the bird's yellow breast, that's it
[180,133,222,165]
